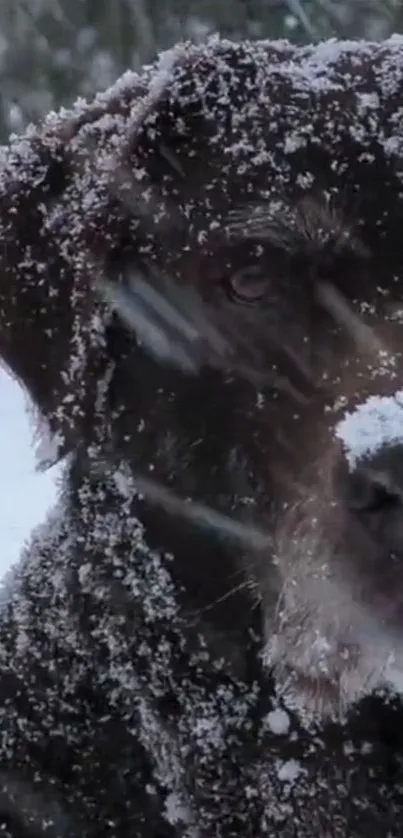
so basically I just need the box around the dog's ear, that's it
[0,129,106,458]
[0,43,230,457]
[0,51,183,456]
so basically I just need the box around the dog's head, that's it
[3,37,403,723]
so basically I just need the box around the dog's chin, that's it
[264,631,403,727]
[262,536,403,727]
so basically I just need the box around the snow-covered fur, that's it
[2,35,403,837]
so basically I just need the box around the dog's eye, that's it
[225,265,269,305]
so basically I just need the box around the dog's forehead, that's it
[140,37,403,168]
[4,35,403,244]
[115,37,403,289]
[26,34,403,275]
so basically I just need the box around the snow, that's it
[0,368,58,580]
[164,792,193,827]
[276,758,304,783]
[335,390,403,470]
[264,707,291,736]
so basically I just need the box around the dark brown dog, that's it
[2,35,403,837]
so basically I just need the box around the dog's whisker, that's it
[185,578,256,618]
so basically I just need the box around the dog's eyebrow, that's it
[226,195,368,257]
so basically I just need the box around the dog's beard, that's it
[264,497,403,726]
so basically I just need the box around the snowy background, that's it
[0,370,59,577]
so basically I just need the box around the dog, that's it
[2,35,403,836]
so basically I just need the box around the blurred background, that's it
[1,0,403,574]
[1,0,403,139]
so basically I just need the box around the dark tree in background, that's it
[0,0,402,139]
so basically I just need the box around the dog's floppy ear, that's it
[0,47,195,458]
[0,40,260,461]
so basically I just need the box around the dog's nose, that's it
[335,393,403,547]
[339,449,403,555]
[346,460,403,514]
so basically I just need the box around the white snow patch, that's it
[265,707,291,736]
[164,792,193,826]
[335,390,403,470]
[276,758,304,784]
[356,92,380,112]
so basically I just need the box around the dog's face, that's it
[94,42,403,725]
[104,183,403,725]
[3,38,403,725]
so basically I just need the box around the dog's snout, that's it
[334,443,403,555]
[334,393,403,550]
[346,462,403,514]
